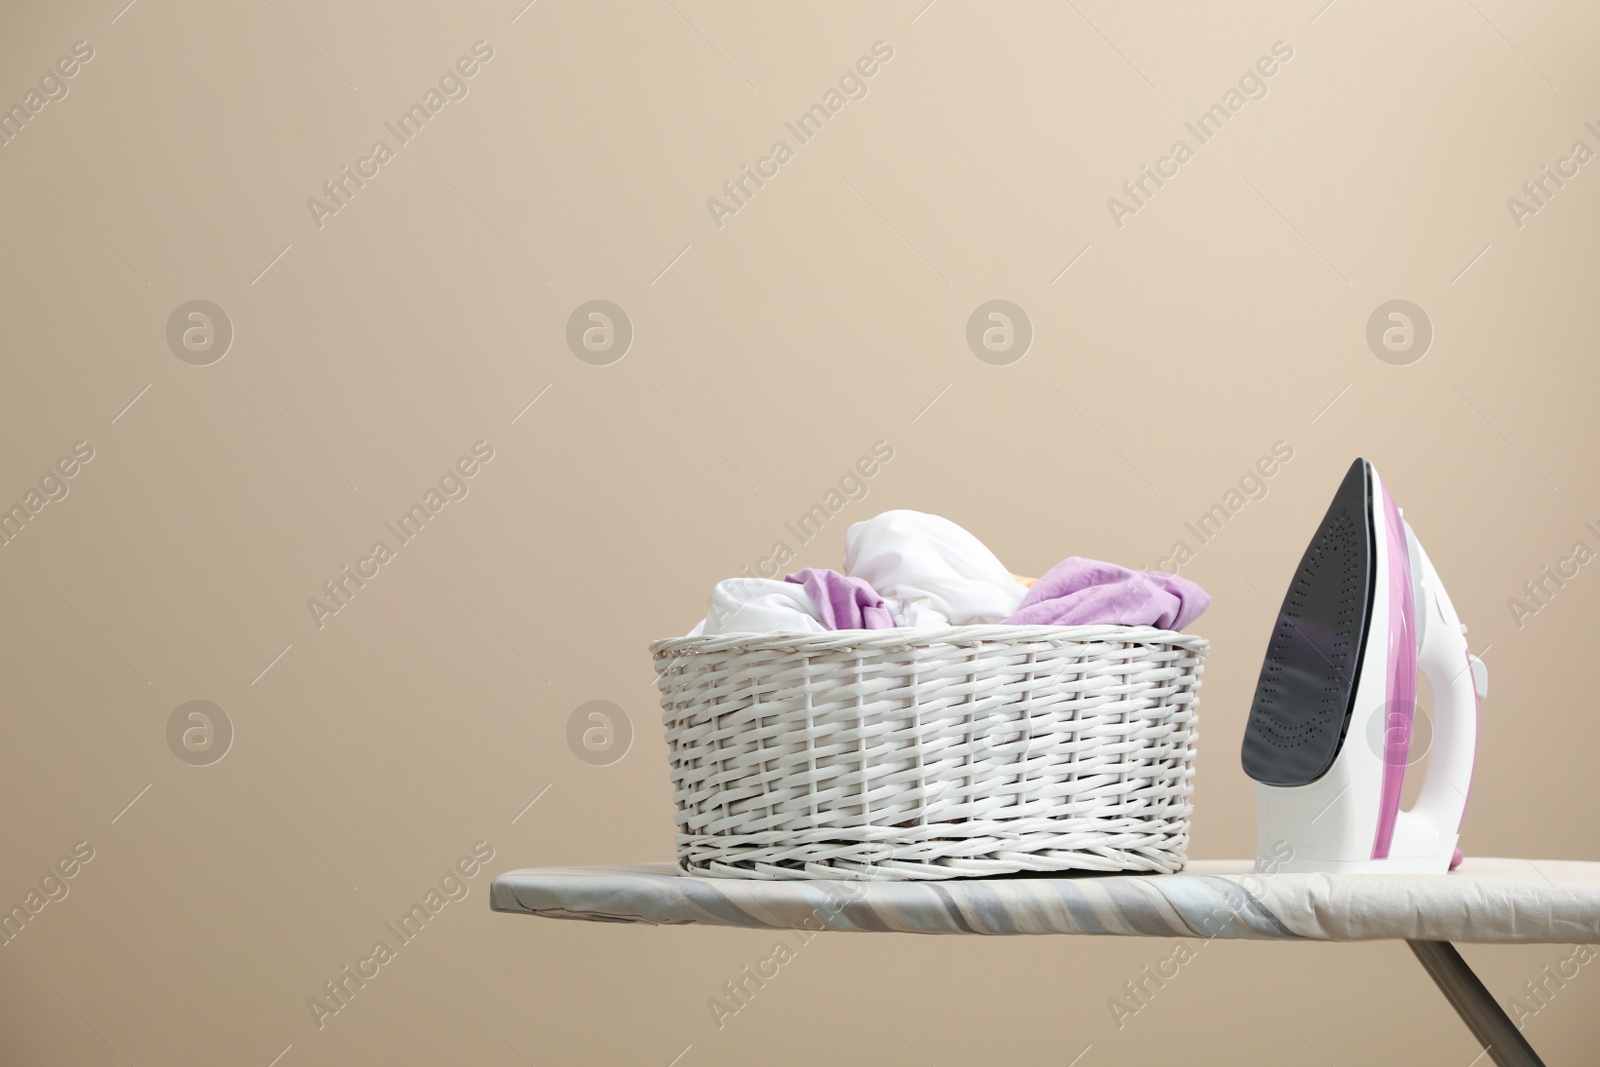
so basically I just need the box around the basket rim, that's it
[650,623,1208,658]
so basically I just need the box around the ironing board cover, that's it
[490,858,1600,944]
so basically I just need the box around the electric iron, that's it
[1241,458,1487,874]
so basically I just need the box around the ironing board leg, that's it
[1406,941,1545,1067]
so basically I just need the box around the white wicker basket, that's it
[651,624,1207,880]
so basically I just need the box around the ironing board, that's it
[492,857,1600,1067]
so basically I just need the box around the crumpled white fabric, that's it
[687,511,1030,634]
[845,510,1028,626]
[688,578,826,636]
[882,594,952,629]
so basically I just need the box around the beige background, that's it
[2,0,1597,1063]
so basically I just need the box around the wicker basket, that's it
[650,624,1206,880]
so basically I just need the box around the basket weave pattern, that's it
[651,625,1207,880]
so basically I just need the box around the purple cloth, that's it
[1002,557,1210,630]
[784,568,897,630]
